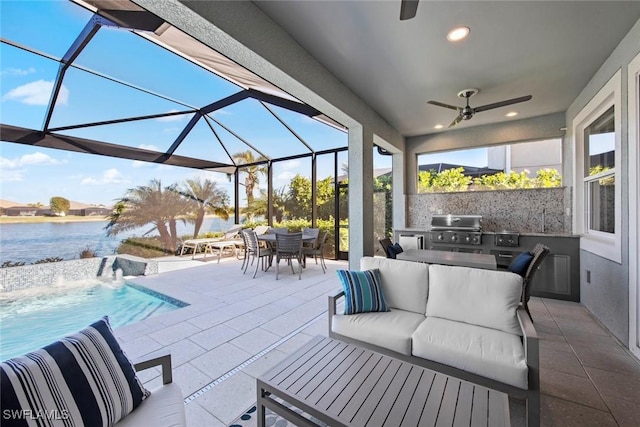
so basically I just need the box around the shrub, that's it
[32,257,64,264]
[79,246,97,259]
[1,261,26,268]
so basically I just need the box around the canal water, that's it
[0,217,236,264]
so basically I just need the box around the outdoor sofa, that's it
[1,317,186,427]
[329,256,539,426]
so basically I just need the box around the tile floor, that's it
[114,255,640,426]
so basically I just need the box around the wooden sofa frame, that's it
[328,290,540,427]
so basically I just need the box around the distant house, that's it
[82,207,112,216]
[2,201,112,217]
[5,206,40,216]
[418,163,502,178]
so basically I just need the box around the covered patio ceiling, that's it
[0,0,347,174]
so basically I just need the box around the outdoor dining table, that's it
[257,232,318,269]
[256,232,318,244]
[396,249,498,270]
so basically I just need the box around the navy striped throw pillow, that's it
[1,316,150,427]
[337,269,389,315]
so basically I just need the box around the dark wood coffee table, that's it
[257,335,510,427]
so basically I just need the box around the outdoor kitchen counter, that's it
[397,249,497,270]
[394,229,580,302]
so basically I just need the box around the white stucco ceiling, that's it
[255,1,640,137]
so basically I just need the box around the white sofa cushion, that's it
[412,317,528,389]
[360,257,429,314]
[426,264,523,336]
[331,309,426,355]
[117,383,186,426]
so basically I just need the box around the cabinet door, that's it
[531,254,571,296]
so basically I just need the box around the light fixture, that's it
[434,124,444,129]
[447,26,470,42]
[505,111,519,117]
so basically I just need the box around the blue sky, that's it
[0,0,359,207]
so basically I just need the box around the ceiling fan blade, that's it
[400,0,419,20]
[448,114,463,128]
[427,100,460,111]
[474,95,532,113]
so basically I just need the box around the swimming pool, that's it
[0,282,187,361]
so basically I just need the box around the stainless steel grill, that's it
[429,214,483,246]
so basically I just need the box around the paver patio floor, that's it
[115,255,640,426]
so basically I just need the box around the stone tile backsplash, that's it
[407,187,572,234]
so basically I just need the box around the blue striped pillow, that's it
[337,269,389,315]
[1,316,150,427]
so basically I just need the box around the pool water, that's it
[0,283,187,361]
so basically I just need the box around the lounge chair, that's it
[179,224,243,259]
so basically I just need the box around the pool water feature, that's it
[0,282,187,361]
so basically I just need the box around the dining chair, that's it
[379,237,393,258]
[242,229,275,278]
[302,230,328,273]
[302,227,320,249]
[275,232,303,280]
[521,243,550,321]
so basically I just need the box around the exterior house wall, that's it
[564,18,640,345]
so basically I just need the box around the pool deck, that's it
[115,254,640,426]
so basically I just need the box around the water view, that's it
[0,217,236,265]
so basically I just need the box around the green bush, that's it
[79,246,97,259]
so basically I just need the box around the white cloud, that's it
[131,160,151,168]
[81,168,127,185]
[138,144,160,151]
[156,110,186,122]
[276,171,295,182]
[280,159,301,170]
[2,80,69,106]
[0,152,64,168]
[0,168,26,182]
[1,67,36,76]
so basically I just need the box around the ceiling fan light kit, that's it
[427,88,532,128]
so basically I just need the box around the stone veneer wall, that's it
[0,255,158,293]
[407,187,572,233]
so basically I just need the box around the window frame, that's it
[572,70,622,263]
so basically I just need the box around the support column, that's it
[348,125,374,268]
[392,151,406,229]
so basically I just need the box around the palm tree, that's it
[177,177,230,238]
[106,179,190,253]
[232,150,267,204]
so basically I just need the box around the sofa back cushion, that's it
[426,265,523,336]
[360,257,429,314]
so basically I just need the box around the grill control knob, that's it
[465,236,471,243]
[451,235,458,242]
[437,234,444,241]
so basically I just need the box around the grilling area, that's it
[395,206,580,303]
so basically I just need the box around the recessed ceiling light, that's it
[447,26,470,42]
[434,124,444,129]
[505,111,519,117]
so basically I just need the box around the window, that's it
[573,70,622,263]
[584,106,615,234]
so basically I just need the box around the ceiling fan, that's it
[427,89,532,128]
[400,0,419,20]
